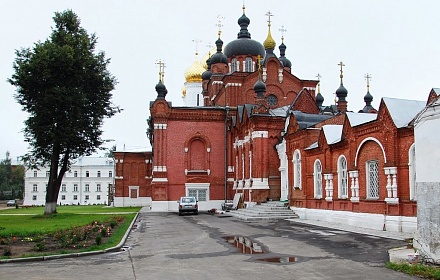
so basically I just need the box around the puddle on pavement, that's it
[223,236,264,254]
[257,256,297,263]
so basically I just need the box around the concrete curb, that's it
[0,212,139,264]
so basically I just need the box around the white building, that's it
[414,90,440,264]
[23,157,115,206]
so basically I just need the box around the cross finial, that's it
[242,1,246,13]
[206,42,214,56]
[338,61,345,84]
[192,39,201,56]
[316,73,321,94]
[279,25,287,42]
[266,11,274,27]
[155,59,166,82]
[365,73,372,92]
[216,15,224,38]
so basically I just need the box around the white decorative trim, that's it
[154,123,167,129]
[153,166,167,172]
[212,81,223,85]
[250,178,270,189]
[384,167,398,202]
[152,177,168,182]
[119,159,124,164]
[251,130,268,139]
[184,147,188,153]
[207,148,211,153]
[324,173,334,201]
[225,83,242,88]
[115,176,123,180]
[304,87,316,91]
[228,166,234,172]
[355,137,387,166]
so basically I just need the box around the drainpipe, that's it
[224,106,230,202]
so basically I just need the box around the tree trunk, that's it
[44,144,69,215]
[44,201,58,215]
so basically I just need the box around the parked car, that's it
[6,200,16,207]
[178,196,198,216]
[221,200,234,211]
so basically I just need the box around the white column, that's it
[384,167,398,204]
[349,170,360,202]
[324,174,333,202]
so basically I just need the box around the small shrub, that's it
[34,242,46,252]
[0,238,6,245]
[3,247,12,256]
[110,221,117,229]
[95,235,102,245]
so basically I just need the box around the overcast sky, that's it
[1,0,439,160]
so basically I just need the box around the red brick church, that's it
[113,7,426,233]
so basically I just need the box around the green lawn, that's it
[0,205,141,237]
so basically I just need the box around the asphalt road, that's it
[0,211,419,280]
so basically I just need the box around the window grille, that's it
[339,156,348,198]
[61,195,66,200]
[188,189,207,201]
[314,160,322,198]
[294,151,301,189]
[73,195,78,200]
[97,195,101,200]
[367,160,379,199]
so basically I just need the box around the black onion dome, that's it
[336,84,348,101]
[278,42,292,68]
[202,56,212,80]
[254,78,266,100]
[224,11,265,58]
[155,80,167,99]
[316,92,324,107]
[254,78,266,93]
[211,37,228,64]
[362,91,374,112]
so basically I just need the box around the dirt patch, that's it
[0,216,125,259]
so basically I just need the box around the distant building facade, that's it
[23,157,114,206]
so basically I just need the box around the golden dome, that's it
[184,57,205,83]
[263,24,276,50]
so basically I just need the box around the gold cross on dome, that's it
[192,39,201,56]
[216,15,224,38]
[155,59,165,82]
[266,11,274,26]
[316,73,321,94]
[365,73,372,91]
[338,61,345,82]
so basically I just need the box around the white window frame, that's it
[293,150,302,189]
[61,184,66,192]
[85,184,90,192]
[245,57,253,72]
[231,58,238,72]
[73,184,78,192]
[314,159,323,199]
[366,160,379,199]
[32,184,38,192]
[408,144,416,200]
[185,183,210,201]
[338,155,348,199]
[96,184,101,192]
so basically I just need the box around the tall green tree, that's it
[8,10,118,214]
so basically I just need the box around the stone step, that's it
[228,201,299,221]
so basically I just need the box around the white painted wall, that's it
[414,98,440,264]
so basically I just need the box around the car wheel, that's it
[195,211,198,215]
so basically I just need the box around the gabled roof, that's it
[290,111,333,129]
[269,105,289,117]
[323,125,343,144]
[346,112,377,127]
[382,97,425,128]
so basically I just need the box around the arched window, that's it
[409,144,416,200]
[314,159,322,198]
[293,150,301,189]
[231,58,238,72]
[338,155,348,198]
[245,57,253,72]
[189,139,206,170]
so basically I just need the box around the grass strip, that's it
[386,262,440,280]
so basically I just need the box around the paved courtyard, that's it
[0,211,419,280]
